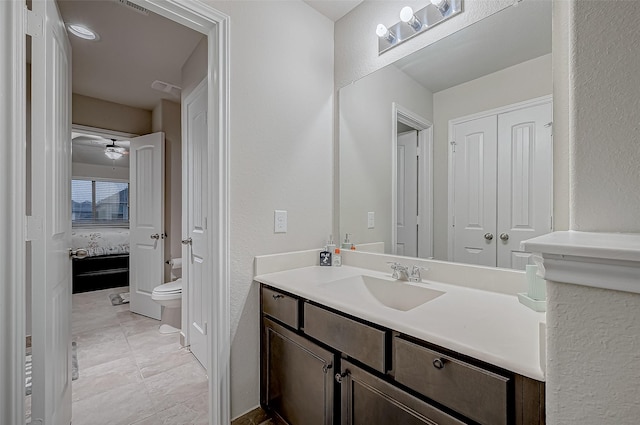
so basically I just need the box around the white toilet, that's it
[151,278,183,334]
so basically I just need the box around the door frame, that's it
[447,94,553,261]
[391,103,433,259]
[0,0,231,424]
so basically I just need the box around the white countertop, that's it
[254,265,546,382]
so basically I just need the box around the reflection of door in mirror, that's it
[397,131,418,257]
[449,97,553,270]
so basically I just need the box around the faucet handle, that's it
[387,261,404,279]
[409,265,428,282]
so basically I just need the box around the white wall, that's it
[546,2,640,424]
[432,54,553,259]
[334,0,513,89]
[339,65,433,250]
[71,162,129,181]
[72,93,151,135]
[204,0,334,418]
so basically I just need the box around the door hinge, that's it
[450,141,457,153]
[550,215,554,230]
[24,9,43,38]
[25,215,43,241]
[452,215,455,228]
[203,321,208,335]
[416,215,420,226]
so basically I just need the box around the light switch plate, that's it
[274,210,287,233]
[367,211,375,229]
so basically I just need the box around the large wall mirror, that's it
[339,0,553,269]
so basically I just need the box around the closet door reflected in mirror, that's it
[449,97,553,269]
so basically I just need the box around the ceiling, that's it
[394,0,552,93]
[56,0,205,111]
[303,0,364,21]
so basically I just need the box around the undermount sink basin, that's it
[325,275,445,311]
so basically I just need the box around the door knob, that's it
[500,233,510,241]
[181,237,192,245]
[69,248,88,259]
[150,233,160,240]
[484,233,494,241]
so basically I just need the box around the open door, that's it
[30,0,73,424]
[183,79,209,370]
[129,132,165,320]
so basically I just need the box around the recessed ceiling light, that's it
[66,24,100,41]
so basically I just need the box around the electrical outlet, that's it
[368,211,375,229]
[274,210,287,233]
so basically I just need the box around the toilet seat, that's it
[152,279,182,302]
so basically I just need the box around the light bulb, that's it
[376,24,396,43]
[430,0,450,13]
[376,24,389,38]
[399,6,422,31]
[400,6,414,23]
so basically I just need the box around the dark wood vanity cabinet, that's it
[259,284,545,425]
[262,317,335,425]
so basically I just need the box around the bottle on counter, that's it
[333,248,342,267]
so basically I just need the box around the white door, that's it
[496,102,553,269]
[30,0,73,423]
[183,80,209,370]
[129,132,165,319]
[396,131,418,257]
[451,116,498,267]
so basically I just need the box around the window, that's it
[72,179,129,226]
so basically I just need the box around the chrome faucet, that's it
[388,262,428,282]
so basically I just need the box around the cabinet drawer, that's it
[341,360,466,425]
[262,286,299,329]
[394,336,510,425]
[304,302,387,373]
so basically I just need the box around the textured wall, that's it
[570,0,640,232]
[206,0,334,418]
[334,0,513,89]
[547,282,640,424]
[546,1,640,424]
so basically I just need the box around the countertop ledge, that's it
[254,265,546,382]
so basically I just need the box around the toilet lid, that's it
[153,279,182,294]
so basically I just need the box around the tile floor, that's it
[27,286,208,425]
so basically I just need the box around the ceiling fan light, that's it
[105,148,124,160]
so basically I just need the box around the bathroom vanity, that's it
[255,263,546,425]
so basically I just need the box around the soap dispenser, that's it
[341,233,352,249]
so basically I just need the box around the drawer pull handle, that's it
[322,363,333,374]
[433,358,446,370]
[335,371,349,383]
[272,294,284,300]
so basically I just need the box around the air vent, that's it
[114,0,149,16]
[151,80,182,98]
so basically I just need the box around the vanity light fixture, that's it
[377,0,462,55]
[66,23,100,41]
[400,7,422,32]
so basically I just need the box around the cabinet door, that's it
[451,116,498,267]
[262,317,335,425]
[339,360,466,425]
[496,101,553,269]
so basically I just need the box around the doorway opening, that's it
[391,103,433,259]
[21,0,230,424]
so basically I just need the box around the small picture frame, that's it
[319,251,332,266]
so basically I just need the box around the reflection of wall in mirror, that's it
[432,53,552,260]
[339,64,432,251]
